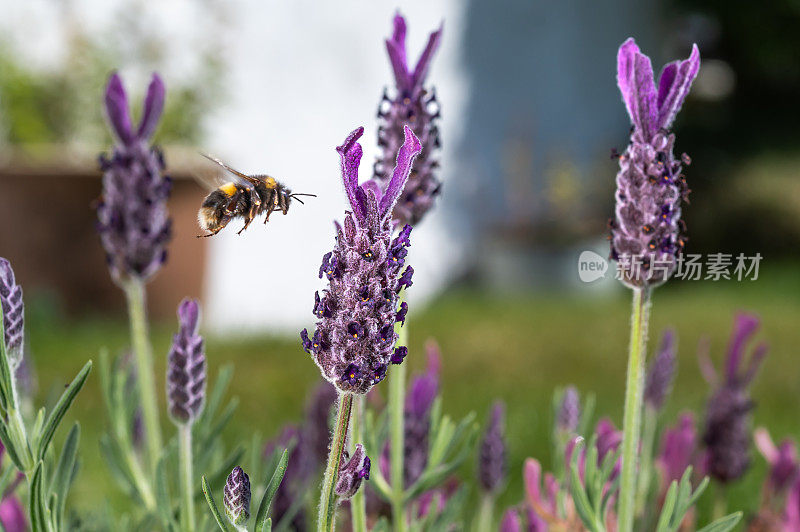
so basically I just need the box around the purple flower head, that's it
[755,428,799,497]
[0,497,26,532]
[478,401,507,493]
[166,298,206,424]
[301,126,421,394]
[0,258,24,366]
[97,72,171,284]
[657,413,697,488]
[610,39,700,288]
[335,443,371,499]
[224,466,251,527]
[557,386,580,434]
[700,312,767,483]
[644,329,677,410]
[500,508,522,532]
[371,12,443,226]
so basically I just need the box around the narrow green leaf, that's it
[655,480,678,532]
[201,475,232,532]
[50,423,80,529]
[27,461,48,532]
[0,422,24,471]
[156,455,179,531]
[255,448,289,532]
[37,361,92,460]
[696,512,743,532]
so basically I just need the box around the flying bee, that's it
[196,154,316,237]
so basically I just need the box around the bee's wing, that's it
[200,153,261,186]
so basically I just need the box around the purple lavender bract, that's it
[371,12,443,226]
[97,72,171,284]
[0,258,24,364]
[478,401,507,493]
[167,298,207,424]
[301,125,421,394]
[224,466,251,526]
[557,386,580,434]
[644,329,677,410]
[610,39,700,288]
[657,413,697,487]
[335,444,371,499]
[700,313,767,483]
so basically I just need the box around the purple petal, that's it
[411,22,444,88]
[336,127,367,220]
[617,38,658,137]
[386,13,411,91]
[178,298,200,334]
[725,312,760,382]
[379,125,422,217]
[105,72,134,144]
[137,72,166,140]
[0,497,26,532]
[656,44,700,131]
[499,509,521,532]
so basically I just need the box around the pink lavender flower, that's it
[657,413,697,488]
[301,126,421,394]
[371,12,443,226]
[500,508,522,532]
[644,329,677,411]
[0,496,25,532]
[610,39,700,288]
[784,478,800,531]
[755,428,799,497]
[224,466,251,527]
[524,458,561,528]
[478,401,507,494]
[166,299,206,424]
[96,72,171,284]
[699,313,767,483]
[335,444,371,499]
[0,258,24,365]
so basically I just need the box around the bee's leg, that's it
[280,191,289,214]
[237,213,254,235]
[263,205,275,223]
[225,190,243,214]
[247,187,261,221]
[198,228,223,238]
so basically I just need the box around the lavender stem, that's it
[618,287,651,532]
[123,279,162,473]
[318,392,353,531]
[349,396,367,532]
[635,405,658,517]
[179,423,195,532]
[388,295,408,532]
[476,493,494,532]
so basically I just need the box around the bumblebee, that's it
[197,154,315,237]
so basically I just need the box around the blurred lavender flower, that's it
[166,299,206,424]
[700,313,767,483]
[371,12,443,226]
[557,386,580,434]
[755,428,799,497]
[224,466,251,527]
[302,382,338,466]
[478,401,507,494]
[335,444,370,499]
[96,72,171,284]
[644,329,677,411]
[301,126,421,394]
[0,258,24,366]
[657,413,697,488]
[784,478,800,531]
[566,418,623,483]
[500,508,522,532]
[0,497,25,532]
[524,458,562,529]
[610,39,700,288]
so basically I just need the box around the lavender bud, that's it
[701,313,767,483]
[167,299,206,424]
[335,444,371,499]
[301,126,421,394]
[499,508,522,532]
[610,39,700,288]
[478,401,507,493]
[557,386,580,434]
[657,413,697,487]
[96,72,171,284]
[644,329,677,410]
[371,12,443,226]
[0,258,24,366]
[224,466,251,527]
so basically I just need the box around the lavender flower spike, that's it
[557,386,580,434]
[478,401,507,493]
[97,72,171,284]
[371,12,443,226]
[700,312,767,483]
[644,329,677,410]
[224,466,251,527]
[167,298,207,424]
[335,444,371,499]
[301,126,421,394]
[610,39,700,288]
[0,258,24,366]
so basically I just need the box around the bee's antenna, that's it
[293,197,306,205]
[291,193,317,198]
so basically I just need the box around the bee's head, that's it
[198,206,230,232]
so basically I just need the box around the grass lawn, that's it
[22,262,800,527]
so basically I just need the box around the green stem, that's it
[318,392,353,532]
[389,311,409,532]
[475,494,494,532]
[349,396,367,532]
[635,405,658,518]
[617,287,651,532]
[179,423,195,532]
[123,279,162,473]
